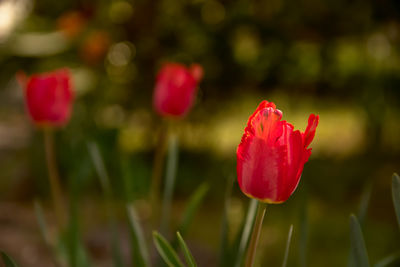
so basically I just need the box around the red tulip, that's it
[153,63,203,117]
[24,69,74,127]
[237,100,319,203]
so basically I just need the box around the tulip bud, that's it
[153,62,203,118]
[23,69,74,127]
[237,100,319,203]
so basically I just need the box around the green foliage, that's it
[153,231,184,267]
[88,142,123,267]
[160,134,179,234]
[179,183,209,235]
[34,200,50,246]
[126,205,150,267]
[282,225,294,267]
[177,232,197,267]
[218,176,234,267]
[1,251,18,267]
[349,214,370,267]
[374,251,400,267]
[234,198,257,267]
[392,173,400,229]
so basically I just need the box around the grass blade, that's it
[1,251,18,267]
[392,173,400,229]
[234,198,257,267]
[160,134,179,234]
[349,214,370,267]
[34,200,51,245]
[374,251,400,267]
[179,183,209,235]
[87,142,124,267]
[282,225,294,267]
[177,232,197,267]
[87,142,112,197]
[218,176,234,267]
[358,182,372,226]
[126,204,150,267]
[153,231,184,267]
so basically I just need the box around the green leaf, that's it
[234,198,257,267]
[34,200,50,245]
[349,214,370,267]
[282,225,294,267]
[176,232,197,267]
[1,251,18,267]
[153,231,184,267]
[87,142,112,197]
[87,142,123,267]
[126,204,150,267]
[374,251,400,267]
[358,182,372,226]
[179,183,209,235]
[218,176,234,267]
[160,134,179,234]
[392,173,400,229]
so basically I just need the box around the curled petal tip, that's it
[190,64,204,82]
[304,114,319,148]
[237,100,319,204]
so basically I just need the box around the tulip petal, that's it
[237,134,282,202]
[303,114,319,148]
[276,125,304,202]
[153,63,199,117]
[237,101,319,204]
[25,69,73,127]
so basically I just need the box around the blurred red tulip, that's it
[153,63,203,117]
[237,100,319,203]
[23,69,74,127]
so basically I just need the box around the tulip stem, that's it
[43,128,66,230]
[160,132,179,235]
[150,122,168,224]
[245,202,267,267]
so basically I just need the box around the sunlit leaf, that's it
[282,225,294,267]
[176,232,197,267]
[392,173,400,230]
[1,251,18,267]
[153,231,184,267]
[179,183,209,235]
[349,214,370,267]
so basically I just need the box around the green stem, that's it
[235,199,258,267]
[87,142,123,267]
[245,202,267,267]
[43,128,66,230]
[160,133,178,234]
[150,122,168,224]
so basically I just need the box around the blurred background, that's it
[0,0,400,266]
